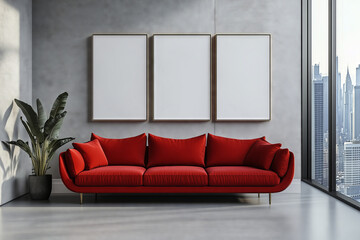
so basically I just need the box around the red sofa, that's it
[59,133,294,204]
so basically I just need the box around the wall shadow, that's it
[0,103,22,205]
[0,0,31,206]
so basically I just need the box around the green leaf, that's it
[49,112,66,139]
[7,140,34,158]
[49,137,75,150]
[47,137,75,160]
[36,99,47,130]
[14,99,44,143]
[44,111,67,139]
[49,92,68,118]
[20,117,35,143]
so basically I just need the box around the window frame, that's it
[302,0,360,210]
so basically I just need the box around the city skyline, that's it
[312,0,360,84]
[312,58,360,201]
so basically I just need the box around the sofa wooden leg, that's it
[269,193,271,205]
[80,193,83,204]
[258,193,260,198]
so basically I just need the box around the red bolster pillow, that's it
[244,140,281,170]
[271,148,290,177]
[65,149,85,177]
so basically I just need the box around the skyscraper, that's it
[314,64,322,80]
[323,76,328,132]
[344,68,354,141]
[356,65,360,85]
[344,141,360,199]
[354,67,360,140]
[354,86,360,140]
[336,57,343,133]
[313,79,324,185]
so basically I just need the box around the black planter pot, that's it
[29,175,52,200]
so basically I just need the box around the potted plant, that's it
[6,92,74,200]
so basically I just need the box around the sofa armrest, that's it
[59,152,84,193]
[272,151,295,192]
[65,149,86,177]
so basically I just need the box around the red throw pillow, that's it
[244,140,281,170]
[91,133,146,166]
[65,149,85,177]
[73,139,108,170]
[271,148,290,177]
[147,134,206,168]
[206,134,266,167]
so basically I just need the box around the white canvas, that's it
[92,35,147,120]
[216,34,271,120]
[153,35,211,120]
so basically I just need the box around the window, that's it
[336,0,360,202]
[303,0,360,209]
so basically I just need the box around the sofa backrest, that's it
[62,145,292,181]
[64,133,292,179]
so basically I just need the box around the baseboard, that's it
[52,178,301,194]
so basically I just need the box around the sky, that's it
[312,0,360,85]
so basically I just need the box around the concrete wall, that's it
[0,0,32,205]
[32,0,301,179]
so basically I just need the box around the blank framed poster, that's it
[92,34,147,121]
[152,34,211,121]
[215,34,271,121]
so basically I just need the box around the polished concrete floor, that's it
[1,183,360,240]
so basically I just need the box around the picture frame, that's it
[151,34,211,121]
[215,34,271,121]
[91,34,148,121]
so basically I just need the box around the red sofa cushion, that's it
[206,166,280,186]
[144,166,208,186]
[271,148,290,177]
[147,134,206,167]
[65,149,85,178]
[206,134,266,167]
[75,166,146,186]
[91,133,146,166]
[73,139,108,170]
[244,140,281,170]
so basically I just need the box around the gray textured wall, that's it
[32,0,301,179]
[0,0,32,205]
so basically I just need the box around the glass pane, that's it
[336,0,360,201]
[311,0,329,187]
